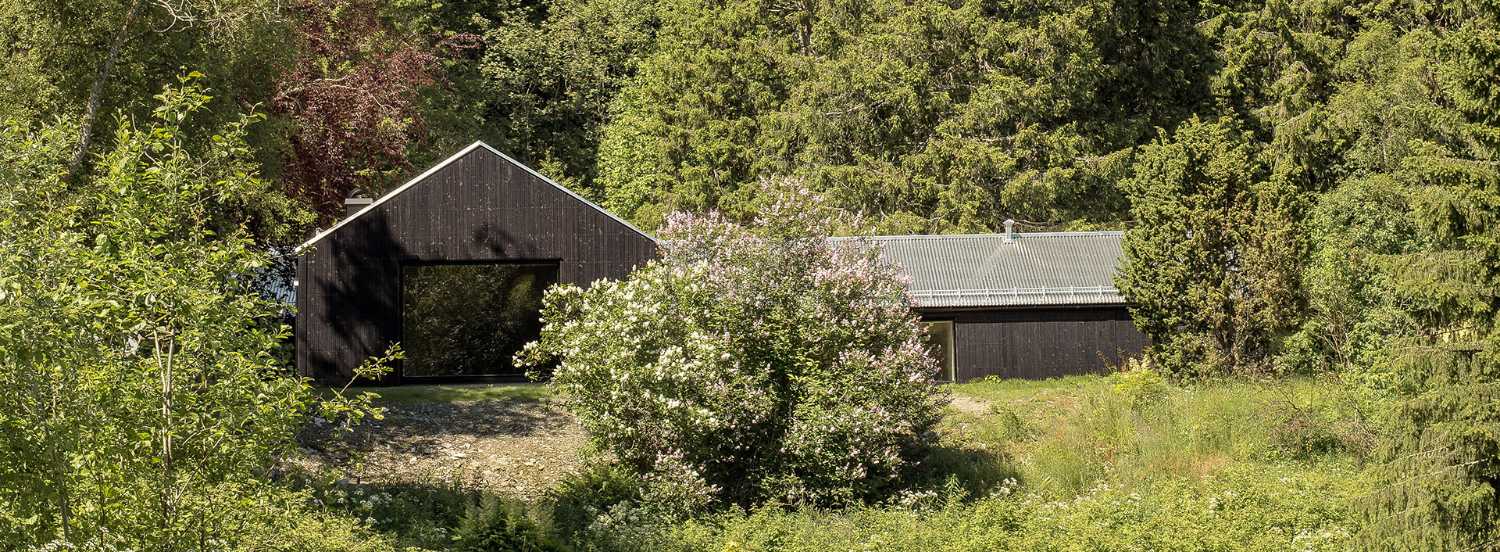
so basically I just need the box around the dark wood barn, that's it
[295,142,656,384]
[843,224,1149,381]
[296,143,1145,384]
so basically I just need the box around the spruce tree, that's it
[1366,3,1500,547]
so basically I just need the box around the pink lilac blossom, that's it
[518,182,949,508]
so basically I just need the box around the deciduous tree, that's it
[0,76,374,549]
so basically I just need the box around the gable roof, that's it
[296,142,652,253]
[835,231,1127,308]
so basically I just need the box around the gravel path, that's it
[948,394,994,416]
[301,395,587,499]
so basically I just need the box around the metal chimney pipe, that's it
[1003,218,1016,243]
[344,196,373,218]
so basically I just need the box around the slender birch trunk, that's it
[68,0,146,181]
[155,330,177,549]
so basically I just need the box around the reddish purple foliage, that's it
[273,0,440,222]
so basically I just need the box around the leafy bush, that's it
[1264,382,1377,462]
[0,76,377,550]
[547,462,648,546]
[519,186,947,511]
[213,485,397,552]
[1109,358,1169,410]
[455,497,567,552]
[1284,176,1426,381]
[305,477,472,550]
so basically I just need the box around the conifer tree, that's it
[1365,3,1500,547]
[1116,117,1304,376]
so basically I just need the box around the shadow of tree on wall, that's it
[308,210,409,383]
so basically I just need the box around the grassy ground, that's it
[940,374,1372,497]
[300,374,1373,550]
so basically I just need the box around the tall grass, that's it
[626,376,1372,551]
[655,463,1363,551]
[943,375,1371,498]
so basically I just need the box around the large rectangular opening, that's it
[400,262,558,380]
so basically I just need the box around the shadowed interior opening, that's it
[401,262,558,379]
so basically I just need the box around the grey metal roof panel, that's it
[831,232,1126,308]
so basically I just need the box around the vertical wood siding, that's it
[295,148,656,384]
[297,146,1145,385]
[922,306,1149,381]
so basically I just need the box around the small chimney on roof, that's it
[1003,219,1016,243]
[344,196,373,219]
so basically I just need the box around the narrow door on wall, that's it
[923,320,956,382]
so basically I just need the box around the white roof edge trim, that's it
[826,231,1124,241]
[910,286,1121,298]
[296,141,654,254]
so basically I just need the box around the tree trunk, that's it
[67,0,146,181]
[155,330,177,550]
[52,383,73,543]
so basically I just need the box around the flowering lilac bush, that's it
[518,188,947,509]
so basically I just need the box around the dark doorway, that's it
[401,262,558,380]
[922,320,956,382]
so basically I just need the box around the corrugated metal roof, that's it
[832,231,1126,308]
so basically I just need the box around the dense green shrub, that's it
[455,497,567,552]
[1283,176,1427,378]
[546,462,650,547]
[519,186,947,511]
[212,486,397,552]
[1116,117,1304,377]
[1109,358,1169,410]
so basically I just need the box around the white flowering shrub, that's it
[519,188,947,509]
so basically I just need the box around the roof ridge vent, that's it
[1003,219,1016,243]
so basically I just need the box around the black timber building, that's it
[295,142,655,384]
[839,226,1148,381]
[295,142,1146,384]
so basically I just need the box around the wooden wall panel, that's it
[296,147,657,384]
[920,306,1149,381]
